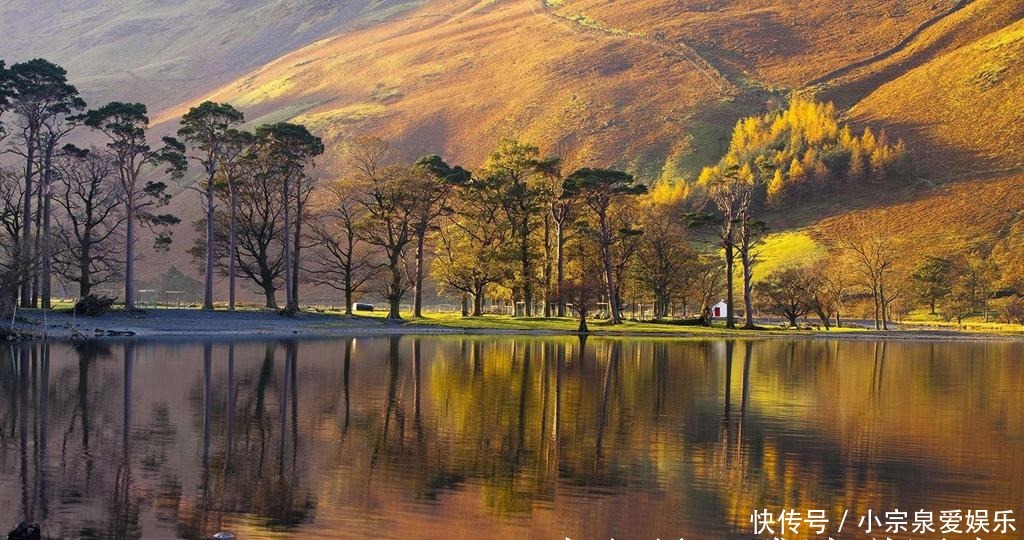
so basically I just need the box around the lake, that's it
[0,337,1021,539]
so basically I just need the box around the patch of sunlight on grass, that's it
[899,307,1024,335]
[242,101,323,127]
[293,102,387,128]
[754,231,826,280]
[234,75,298,107]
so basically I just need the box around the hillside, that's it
[798,15,1024,289]
[155,0,991,180]
[544,0,963,88]
[156,0,729,180]
[816,0,1024,106]
[848,16,1024,179]
[0,0,424,109]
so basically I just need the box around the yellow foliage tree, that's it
[694,96,906,206]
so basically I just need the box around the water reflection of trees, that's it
[173,341,316,540]
[0,338,1021,539]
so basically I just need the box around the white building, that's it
[711,300,729,319]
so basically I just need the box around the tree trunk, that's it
[520,218,532,317]
[461,293,469,317]
[982,286,990,323]
[556,221,566,317]
[879,281,888,330]
[578,311,589,334]
[413,232,425,318]
[32,178,42,308]
[282,177,294,312]
[741,248,755,329]
[41,144,54,310]
[291,189,303,311]
[388,260,402,320]
[20,135,35,308]
[78,239,91,298]
[599,212,621,325]
[344,254,353,316]
[264,286,277,310]
[872,284,881,330]
[473,288,484,317]
[203,175,215,310]
[725,243,735,329]
[228,184,238,312]
[654,290,666,321]
[125,196,137,310]
[543,214,552,318]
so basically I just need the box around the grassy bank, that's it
[401,313,822,335]
[16,304,1024,340]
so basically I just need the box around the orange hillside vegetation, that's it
[156,0,730,179]
[155,0,995,182]
[848,16,1024,179]
[542,0,965,88]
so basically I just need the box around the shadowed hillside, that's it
[0,0,424,109]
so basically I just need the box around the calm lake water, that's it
[0,337,1021,540]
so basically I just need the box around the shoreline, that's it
[8,308,1023,342]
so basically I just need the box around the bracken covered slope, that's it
[159,0,996,179]
[806,10,1024,278]
[848,15,1024,178]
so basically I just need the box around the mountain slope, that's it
[818,0,1024,106]
[157,0,742,179]
[0,0,424,109]
[543,0,963,88]
[796,15,1024,284]
[848,16,1024,178]
[156,0,1006,185]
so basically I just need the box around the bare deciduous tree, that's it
[305,179,377,314]
[835,216,897,330]
[53,146,126,298]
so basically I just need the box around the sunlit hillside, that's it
[156,0,738,180]
[156,0,988,176]
[153,0,1019,185]
[817,0,1024,106]
[848,17,1024,178]
[544,0,963,88]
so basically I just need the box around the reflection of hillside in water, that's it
[0,337,1021,539]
